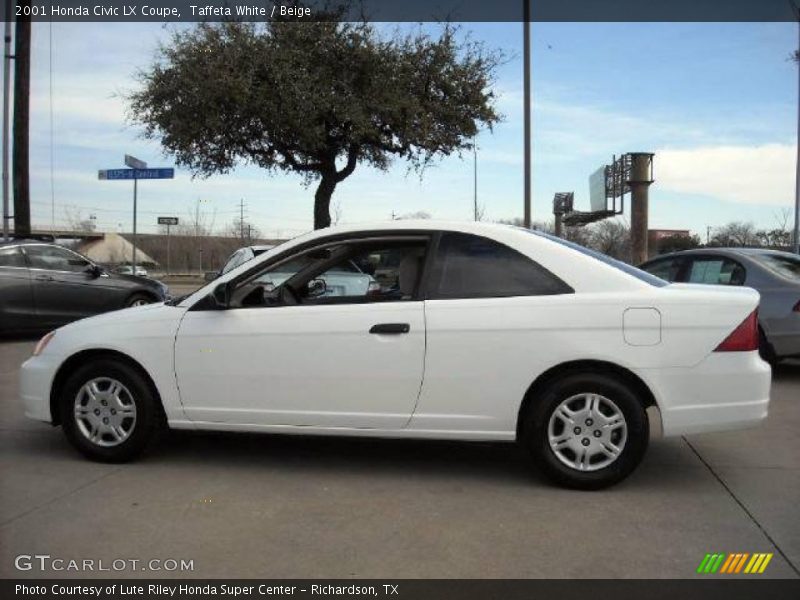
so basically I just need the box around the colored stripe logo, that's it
[697,552,773,574]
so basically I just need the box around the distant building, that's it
[77,233,158,266]
[648,229,691,243]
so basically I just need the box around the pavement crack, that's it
[683,436,800,577]
[0,467,122,528]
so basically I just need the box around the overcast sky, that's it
[12,21,799,239]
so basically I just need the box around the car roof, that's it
[642,247,795,262]
[0,238,56,247]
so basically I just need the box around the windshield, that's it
[523,229,669,287]
[752,253,800,281]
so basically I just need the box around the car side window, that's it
[427,232,572,299]
[642,257,682,282]
[686,258,745,285]
[24,245,90,272]
[301,244,426,303]
[0,246,25,268]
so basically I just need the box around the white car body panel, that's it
[20,221,770,443]
[174,302,424,428]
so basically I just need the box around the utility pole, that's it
[2,1,12,241]
[12,1,31,236]
[629,153,655,264]
[793,1,800,253]
[239,198,245,243]
[473,144,478,221]
[522,0,532,228]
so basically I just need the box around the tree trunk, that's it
[313,175,336,230]
[12,7,31,236]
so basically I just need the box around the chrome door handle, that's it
[34,274,54,282]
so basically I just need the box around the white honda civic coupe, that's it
[20,221,770,489]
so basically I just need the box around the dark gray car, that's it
[0,241,169,334]
[640,248,800,362]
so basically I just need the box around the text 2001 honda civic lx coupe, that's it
[20,222,770,489]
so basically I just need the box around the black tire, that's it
[758,328,779,366]
[60,359,164,462]
[522,372,649,490]
[126,293,155,308]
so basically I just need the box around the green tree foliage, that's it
[128,15,501,229]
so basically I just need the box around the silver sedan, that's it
[640,248,800,362]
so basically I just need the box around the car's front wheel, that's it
[523,372,649,490]
[60,359,164,462]
[126,293,154,308]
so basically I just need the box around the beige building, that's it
[77,233,158,266]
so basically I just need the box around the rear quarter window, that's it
[527,229,668,287]
[428,232,573,299]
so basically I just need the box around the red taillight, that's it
[714,310,759,352]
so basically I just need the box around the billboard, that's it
[589,166,607,213]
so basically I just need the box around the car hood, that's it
[57,301,177,333]
[104,272,160,287]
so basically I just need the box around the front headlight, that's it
[33,331,56,357]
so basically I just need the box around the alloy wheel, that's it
[73,377,137,447]
[547,393,627,472]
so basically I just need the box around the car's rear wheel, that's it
[523,373,649,490]
[60,359,164,462]
[126,293,154,308]
[758,328,779,366]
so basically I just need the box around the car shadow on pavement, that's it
[145,428,695,491]
[773,360,800,380]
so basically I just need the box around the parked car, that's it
[1,240,170,334]
[116,265,149,277]
[640,248,800,362]
[204,245,275,281]
[21,222,770,489]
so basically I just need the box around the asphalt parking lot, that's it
[0,337,798,579]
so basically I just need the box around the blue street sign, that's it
[98,168,174,180]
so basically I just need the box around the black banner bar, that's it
[4,580,800,600]
[8,0,800,23]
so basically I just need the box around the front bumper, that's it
[20,354,60,423]
[640,351,771,437]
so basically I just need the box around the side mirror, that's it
[85,264,102,278]
[212,282,231,309]
[307,278,327,298]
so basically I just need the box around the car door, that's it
[414,231,575,434]
[0,245,36,331]
[22,244,117,326]
[174,235,430,429]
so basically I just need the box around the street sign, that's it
[158,216,179,226]
[124,154,147,170]
[98,168,174,180]
[97,159,175,273]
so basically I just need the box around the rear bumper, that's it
[639,352,771,437]
[768,331,800,358]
